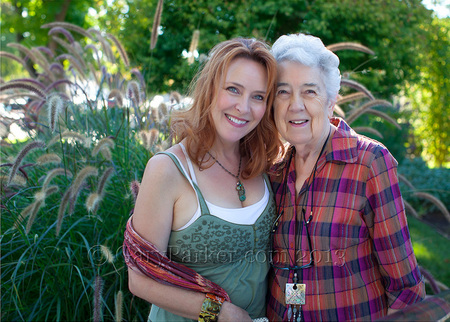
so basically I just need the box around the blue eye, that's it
[227,87,239,94]
[254,94,264,101]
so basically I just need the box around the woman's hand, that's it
[218,301,252,321]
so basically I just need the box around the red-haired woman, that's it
[124,38,281,321]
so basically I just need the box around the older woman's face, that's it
[274,61,333,150]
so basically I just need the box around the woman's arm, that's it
[128,269,252,321]
[128,153,252,321]
[366,148,425,310]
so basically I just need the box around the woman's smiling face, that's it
[211,57,268,145]
[274,61,333,151]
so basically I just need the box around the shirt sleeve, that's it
[365,147,425,309]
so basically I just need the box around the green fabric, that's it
[149,152,276,321]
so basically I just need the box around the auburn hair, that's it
[171,38,281,179]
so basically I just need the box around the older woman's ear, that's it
[327,95,338,119]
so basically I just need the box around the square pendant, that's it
[285,283,305,305]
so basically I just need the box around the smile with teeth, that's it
[290,120,308,125]
[226,114,248,125]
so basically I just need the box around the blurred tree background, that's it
[1,0,448,165]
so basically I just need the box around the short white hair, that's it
[271,33,341,101]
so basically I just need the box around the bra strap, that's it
[156,151,210,215]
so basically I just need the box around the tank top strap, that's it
[155,151,210,215]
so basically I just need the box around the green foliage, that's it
[408,215,450,288]
[300,0,432,98]
[405,17,450,167]
[399,157,450,212]
[0,22,173,321]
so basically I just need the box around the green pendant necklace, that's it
[207,152,246,202]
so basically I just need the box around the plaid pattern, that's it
[379,290,450,321]
[267,118,425,321]
[123,217,230,302]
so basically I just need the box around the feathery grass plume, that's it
[34,185,59,202]
[148,128,160,148]
[333,104,345,118]
[131,68,146,89]
[29,48,55,82]
[1,171,26,186]
[86,192,101,213]
[108,89,124,107]
[13,201,35,229]
[0,82,46,99]
[49,62,65,74]
[8,140,45,186]
[130,180,140,202]
[365,109,402,130]
[36,153,61,165]
[70,166,99,200]
[41,22,95,40]
[55,54,86,80]
[126,81,141,107]
[170,91,182,104]
[151,107,160,123]
[100,245,115,264]
[7,42,40,65]
[100,148,112,161]
[346,99,393,124]
[158,102,168,119]
[25,200,44,234]
[340,79,374,100]
[413,192,450,223]
[89,29,115,62]
[93,275,104,322]
[56,187,72,236]
[403,200,419,219]
[44,78,74,93]
[188,29,200,64]
[326,42,375,55]
[398,174,416,191]
[97,167,114,196]
[115,290,123,322]
[0,51,28,70]
[92,138,115,157]
[106,33,130,67]
[31,47,51,68]
[60,130,90,147]
[353,127,383,138]
[336,92,369,106]
[48,26,75,43]
[47,95,64,132]
[0,122,9,138]
[43,168,72,189]
[10,78,46,89]
[52,36,86,69]
[139,131,149,149]
[150,0,164,50]
[36,46,54,58]
[85,44,101,66]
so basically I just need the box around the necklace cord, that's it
[207,152,247,202]
[270,128,331,271]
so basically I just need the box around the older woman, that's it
[124,38,280,321]
[267,33,425,321]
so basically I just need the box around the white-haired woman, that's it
[267,33,425,321]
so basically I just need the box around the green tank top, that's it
[149,151,276,321]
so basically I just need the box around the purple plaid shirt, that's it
[267,118,425,321]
